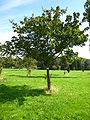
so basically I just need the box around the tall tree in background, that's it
[84,59,90,69]
[2,6,88,90]
[60,50,78,73]
[83,0,90,25]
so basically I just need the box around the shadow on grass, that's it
[0,84,48,105]
[8,74,78,79]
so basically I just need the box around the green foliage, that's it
[0,69,90,120]
[0,56,37,69]
[60,50,77,71]
[84,59,90,70]
[76,57,84,70]
[14,57,23,69]
[1,56,14,68]
[23,55,37,69]
[0,55,90,70]
[52,65,57,70]
[83,0,90,25]
[2,6,88,67]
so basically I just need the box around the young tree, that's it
[14,57,23,69]
[60,50,78,73]
[23,55,37,76]
[2,6,88,90]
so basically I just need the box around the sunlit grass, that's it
[0,69,90,120]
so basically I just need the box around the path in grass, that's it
[0,69,90,120]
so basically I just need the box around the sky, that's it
[0,0,90,59]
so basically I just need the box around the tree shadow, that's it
[9,74,45,78]
[0,84,48,106]
[8,74,78,79]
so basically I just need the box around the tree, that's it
[14,57,23,69]
[83,0,90,25]
[2,6,88,91]
[2,56,15,68]
[60,50,78,73]
[23,55,37,76]
[84,59,90,70]
[76,57,84,70]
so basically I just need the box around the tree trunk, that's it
[0,67,2,75]
[47,68,50,91]
[27,68,31,76]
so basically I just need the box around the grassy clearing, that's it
[0,69,90,120]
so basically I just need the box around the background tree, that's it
[84,59,90,69]
[60,50,78,73]
[2,6,88,90]
[14,57,23,69]
[76,57,84,70]
[23,55,37,76]
[2,56,14,68]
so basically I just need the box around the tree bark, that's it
[27,68,31,76]
[47,68,50,91]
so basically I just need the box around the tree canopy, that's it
[2,6,88,67]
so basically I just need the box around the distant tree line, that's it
[0,55,90,70]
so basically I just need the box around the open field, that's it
[0,69,90,120]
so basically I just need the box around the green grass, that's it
[0,69,90,120]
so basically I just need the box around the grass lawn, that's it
[0,69,90,120]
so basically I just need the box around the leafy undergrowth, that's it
[0,69,90,120]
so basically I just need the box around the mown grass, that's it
[0,69,90,120]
